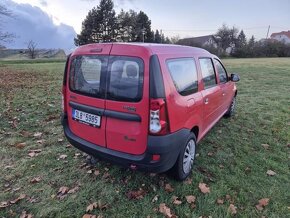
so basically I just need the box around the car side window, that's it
[199,58,217,89]
[214,59,228,83]
[166,58,198,96]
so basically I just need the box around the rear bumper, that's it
[62,115,190,173]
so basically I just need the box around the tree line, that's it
[74,0,170,45]
[1,0,289,58]
[201,24,290,58]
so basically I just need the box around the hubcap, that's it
[182,139,196,174]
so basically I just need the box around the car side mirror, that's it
[230,73,240,82]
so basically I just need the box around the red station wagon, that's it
[61,43,240,180]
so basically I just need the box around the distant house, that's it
[177,35,218,48]
[270,31,290,44]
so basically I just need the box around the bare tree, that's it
[27,40,37,59]
[0,4,14,45]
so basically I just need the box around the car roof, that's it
[73,42,212,57]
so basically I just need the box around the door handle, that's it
[204,98,209,104]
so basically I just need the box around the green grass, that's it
[0,58,289,217]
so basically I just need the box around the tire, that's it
[224,96,237,117]
[171,133,197,181]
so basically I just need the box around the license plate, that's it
[72,109,101,127]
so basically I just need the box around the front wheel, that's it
[172,133,197,181]
[224,96,237,117]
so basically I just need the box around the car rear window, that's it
[107,56,144,102]
[166,58,198,96]
[69,55,144,102]
[69,55,108,97]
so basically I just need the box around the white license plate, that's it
[72,109,101,127]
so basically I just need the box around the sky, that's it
[1,0,290,50]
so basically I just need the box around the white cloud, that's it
[2,0,76,50]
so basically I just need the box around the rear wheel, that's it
[172,133,196,181]
[224,96,236,117]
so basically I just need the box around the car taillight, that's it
[62,86,67,113]
[149,99,168,135]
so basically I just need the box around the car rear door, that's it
[66,44,112,147]
[104,44,150,155]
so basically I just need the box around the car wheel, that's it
[225,96,236,117]
[172,133,196,181]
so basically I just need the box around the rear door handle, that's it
[204,98,209,104]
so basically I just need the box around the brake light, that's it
[149,99,169,135]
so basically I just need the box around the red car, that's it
[61,43,239,180]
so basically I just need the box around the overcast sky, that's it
[1,0,290,50]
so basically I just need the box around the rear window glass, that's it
[166,58,198,96]
[107,56,144,102]
[69,56,108,97]
[69,55,144,102]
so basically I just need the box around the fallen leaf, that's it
[261,144,270,149]
[66,144,72,148]
[0,201,9,208]
[228,204,237,215]
[266,170,276,176]
[82,214,96,218]
[259,198,270,207]
[207,152,214,156]
[255,198,270,211]
[94,170,100,176]
[172,196,182,205]
[152,195,158,203]
[57,186,69,195]
[59,154,67,159]
[16,142,26,149]
[28,149,42,158]
[216,198,224,205]
[159,203,173,218]
[198,183,210,194]
[36,140,44,144]
[86,202,97,212]
[20,210,33,218]
[68,186,79,194]
[30,177,41,184]
[185,195,196,204]
[126,189,146,200]
[33,132,42,138]
[10,194,26,204]
[58,138,64,142]
[164,183,174,193]
[87,170,93,174]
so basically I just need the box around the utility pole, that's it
[266,25,270,39]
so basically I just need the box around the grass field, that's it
[0,58,289,218]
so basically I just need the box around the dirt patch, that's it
[0,67,39,91]
[0,67,41,125]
